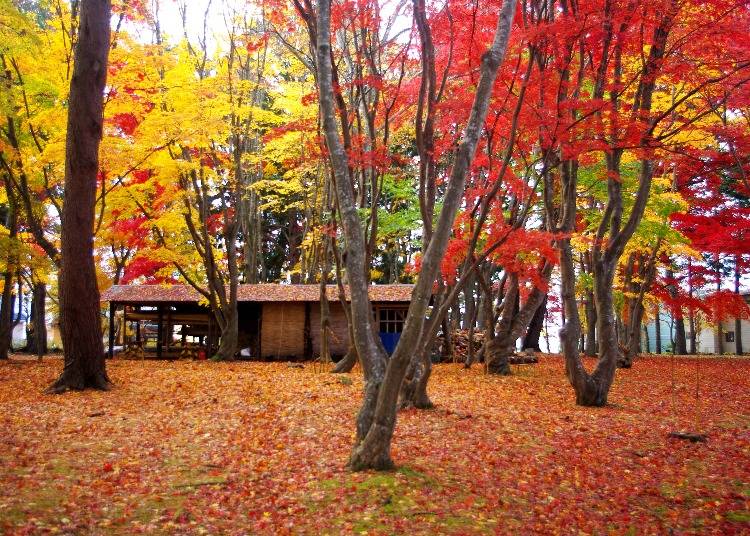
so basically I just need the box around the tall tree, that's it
[315,0,518,470]
[48,0,112,392]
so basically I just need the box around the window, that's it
[725,331,735,343]
[378,308,406,334]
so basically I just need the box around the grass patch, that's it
[726,510,750,523]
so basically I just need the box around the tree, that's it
[315,0,518,470]
[48,0,112,392]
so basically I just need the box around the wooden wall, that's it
[310,302,350,357]
[261,303,305,358]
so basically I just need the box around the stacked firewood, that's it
[178,345,199,360]
[435,330,484,361]
[120,345,145,360]
[436,330,539,364]
[508,350,539,365]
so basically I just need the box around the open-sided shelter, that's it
[101,284,414,360]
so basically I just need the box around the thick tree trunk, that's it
[331,344,357,373]
[0,178,17,360]
[316,0,389,469]
[48,0,111,393]
[487,265,552,374]
[619,298,644,368]
[522,296,546,351]
[213,303,238,361]
[467,272,495,368]
[212,221,240,361]
[674,315,687,355]
[399,336,435,410]
[485,336,511,375]
[560,240,616,406]
[0,274,14,360]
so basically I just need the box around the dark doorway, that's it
[238,302,262,359]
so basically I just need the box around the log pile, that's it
[119,345,145,360]
[436,330,539,365]
[440,330,484,359]
[508,349,539,365]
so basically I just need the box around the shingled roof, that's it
[101,284,415,303]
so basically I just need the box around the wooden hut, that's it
[101,284,414,360]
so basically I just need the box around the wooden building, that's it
[101,284,414,360]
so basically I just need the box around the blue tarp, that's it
[379,332,401,355]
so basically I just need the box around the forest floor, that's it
[0,355,748,535]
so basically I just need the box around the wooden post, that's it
[157,305,164,359]
[108,302,116,359]
[136,313,141,346]
[166,308,172,358]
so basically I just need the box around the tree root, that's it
[46,371,111,394]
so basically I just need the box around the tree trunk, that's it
[331,344,357,372]
[315,0,389,469]
[212,303,238,361]
[399,336,435,410]
[337,0,518,471]
[26,282,47,358]
[584,290,597,356]
[667,268,687,355]
[0,173,18,360]
[522,296,546,351]
[211,218,240,361]
[560,240,617,407]
[654,302,662,354]
[487,265,552,374]
[485,336,511,375]
[619,297,645,368]
[463,275,476,329]
[674,315,687,355]
[0,276,14,360]
[735,255,743,355]
[319,240,332,365]
[715,256,724,354]
[48,0,111,393]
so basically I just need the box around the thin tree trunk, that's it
[48,0,111,393]
[319,239,332,365]
[335,0,518,470]
[735,254,743,355]
[716,258,723,355]
[654,302,662,354]
[667,268,687,355]
[584,290,597,356]
[27,282,47,358]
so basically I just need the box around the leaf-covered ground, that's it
[0,356,748,535]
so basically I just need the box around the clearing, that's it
[0,356,748,534]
